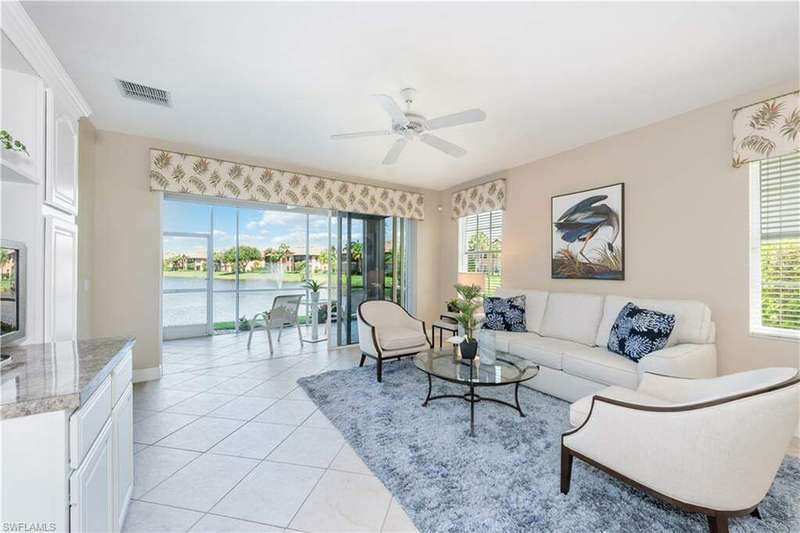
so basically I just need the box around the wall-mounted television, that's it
[1,240,26,344]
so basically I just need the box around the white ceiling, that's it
[22,1,799,191]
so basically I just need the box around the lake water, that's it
[163,276,312,328]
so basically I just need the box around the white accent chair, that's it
[247,294,303,354]
[357,300,431,382]
[561,368,800,533]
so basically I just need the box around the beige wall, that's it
[437,81,800,375]
[88,129,443,371]
[76,118,96,339]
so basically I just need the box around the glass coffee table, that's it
[414,349,539,436]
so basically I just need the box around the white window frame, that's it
[458,210,503,293]
[749,160,800,341]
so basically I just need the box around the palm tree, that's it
[276,243,292,264]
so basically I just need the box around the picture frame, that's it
[551,183,624,280]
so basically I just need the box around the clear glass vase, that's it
[478,328,496,364]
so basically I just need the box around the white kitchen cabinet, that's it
[45,89,79,214]
[44,214,78,342]
[69,418,114,533]
[0,69,45,184]
[112,384,134,531]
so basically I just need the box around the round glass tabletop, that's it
[414,349,539,386]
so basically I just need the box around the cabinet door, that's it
[0,69,45,183]
[44,215,78,341]
[70,419,114,533]
[45,89,79,214]
[112,384,133,532]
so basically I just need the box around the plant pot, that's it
[310,291,320,303]
[460,339,478,360]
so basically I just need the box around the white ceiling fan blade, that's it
[374,94,409,126]
[330,130,392,140]
[382,137,408,165]
[419,134,466,158]
[426,109,486,130]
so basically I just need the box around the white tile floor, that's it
[126,331,417,533]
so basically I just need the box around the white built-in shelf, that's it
[2,158,38,184]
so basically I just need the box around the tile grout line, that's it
[135,381,317,521]
[128,337,362,531]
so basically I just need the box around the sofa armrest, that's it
[562,388,797,511]
[637,343,717,383]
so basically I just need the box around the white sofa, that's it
[489,288,718,402]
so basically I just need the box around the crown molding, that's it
[2,0,92,118]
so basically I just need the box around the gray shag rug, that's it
[298,360,800,533]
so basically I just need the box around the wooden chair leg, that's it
[560,445,573,495]
[750,507,762,520]
[377,357,383,382]
[707,514,729,533]
[359,353,366,367]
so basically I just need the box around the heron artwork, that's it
[551,184,624,280]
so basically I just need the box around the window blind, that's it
[757,152,800,332]
[461,210,503,295]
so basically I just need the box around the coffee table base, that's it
[421,373,526,436]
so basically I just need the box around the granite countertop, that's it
[0,337,136,420]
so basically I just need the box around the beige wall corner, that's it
[91,130,163,371]
[439,81,800,375]
[76,118,96,339]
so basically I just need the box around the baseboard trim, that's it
[133,366,162,383]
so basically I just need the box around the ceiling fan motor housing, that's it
[395,113,426,136]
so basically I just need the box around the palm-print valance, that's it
[732,90,799,167]
[149,149,425,220]
[451,178,506,219]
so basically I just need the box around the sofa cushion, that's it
[506,334,585,370]
[490,330,516,353]
[595,295,712,347]
[569,386,670,426]
[561,346,638,388]
[608,303,676,361]
[483,295,527,332]
[378,327,428,351]
[494,288,549,334]
[539,292,605,346]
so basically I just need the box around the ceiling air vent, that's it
[116,79,172,107]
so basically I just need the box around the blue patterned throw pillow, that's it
[483,295,527,332]
[608,303,675,362]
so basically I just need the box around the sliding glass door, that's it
[162,195,412,345]
[162,196,333,340]
[334,213,411,346]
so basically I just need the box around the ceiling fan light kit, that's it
[331,87,486,165]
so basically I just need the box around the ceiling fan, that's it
[330,88,486,165]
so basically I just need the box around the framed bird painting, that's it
[551,183,624,280]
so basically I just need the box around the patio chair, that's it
[247,294,304,354]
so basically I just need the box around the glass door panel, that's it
[212,206,237,332]
[162,234,210,338]
[336,213,403,346]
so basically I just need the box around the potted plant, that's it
[453,283,483,359]
[302,278,323,303]
[446,298,460,313]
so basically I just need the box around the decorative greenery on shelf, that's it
[453,283,483,342]
[0,130,29,156]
